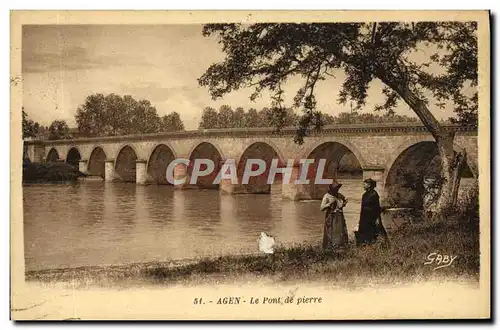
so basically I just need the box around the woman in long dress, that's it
[320,182,349,250]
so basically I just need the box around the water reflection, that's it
[219,194,238,235]
[78,183,104,229]
[276,200,300,245]
[234,194,274,236]
[22,180,364,270]
[172,189,185,223]
[145,185,175,228]
[135,185,149,227]
[103,182,117,224]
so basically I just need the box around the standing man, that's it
[356,178,387,246]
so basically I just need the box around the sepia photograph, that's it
[10,10,490,320]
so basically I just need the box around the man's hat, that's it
[364,178,377,187]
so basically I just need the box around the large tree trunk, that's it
[433,132,467,216]
[383,81,466,218]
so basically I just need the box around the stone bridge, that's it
[24,123,478,206]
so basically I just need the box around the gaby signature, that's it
[424,252,458,270]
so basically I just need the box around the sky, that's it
[22,24,457,130]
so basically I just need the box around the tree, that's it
[258,107,298,128]
[129,99,162,134]
[75,93,166,136]
[75,93,107,136]
[320,113,336,125]
[233,107,246,128]
[257,107,271,127]
[104,93,129,135]
[244,108,261,127]
[161,112,185,132]
[283,108,299,126]
[199,22,478,216]
[217,105,234,128]
[199,106,219,129]
[48,120,71,140]
[22,108,40,139]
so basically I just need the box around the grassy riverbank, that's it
[26,201,479,288]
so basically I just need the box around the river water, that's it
[23,179,370,271]
[22,178,475,271]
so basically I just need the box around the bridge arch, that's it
[66,147,81,168]
[46,148,60,162]
[302,140,367,169]
[383,139,475,209]
[115,144,138,183]
[303,141,364,199]
[237,142,285,194]
[88,146,107,178]
[187,142,224,189]
[147,143,177,184]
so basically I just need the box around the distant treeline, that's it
[23,93,185,140]
[24,94,432,141]
[198,105,423,129]
[198,106,297,129]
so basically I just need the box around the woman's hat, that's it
[329,182,343,191]
[364,178,377,187]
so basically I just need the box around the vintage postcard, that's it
[11,10,490,320]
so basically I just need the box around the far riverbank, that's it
[22,161,85,183]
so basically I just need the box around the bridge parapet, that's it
[23,123,477,146]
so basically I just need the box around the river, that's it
[22,178,475,271]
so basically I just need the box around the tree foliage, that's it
[245,108,261,127]
[75,93,185,136]
[22,108,40,139]
[198,105,298,129]
[198,105,421,129]
[161,111,185,132]
[217,104,235,128]
[199,22,477,143]
[322,111,420,125]
[233,107,246,128]
[48,120,71,140]
[199,106,219,129]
